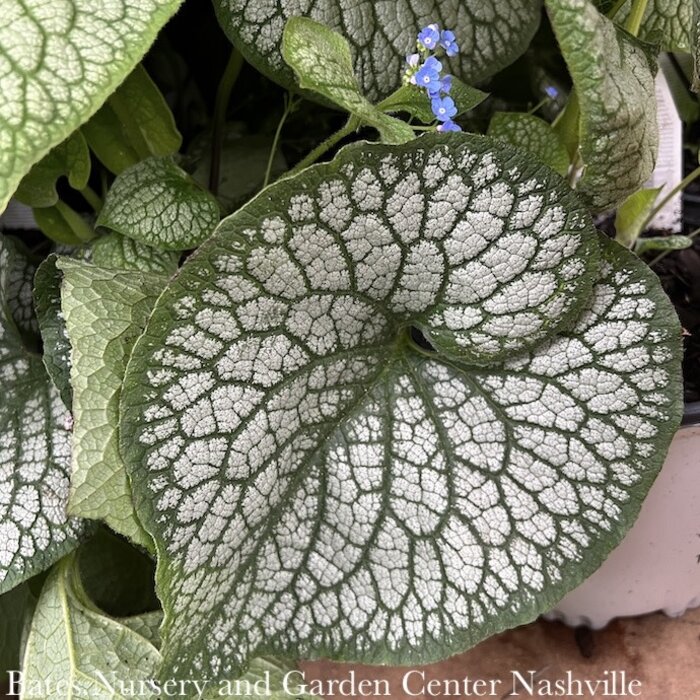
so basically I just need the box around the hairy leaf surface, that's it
[0,0,184,215]
[121,134,680,677]
[546,0,659,211]
[378,81,488,125]
[98,157,220,251]
[213,0,543,102]
[488,112,569,177]
[0,238,88,595]
[60,260,167,548]
[81,65,183,176]
[14,133,91,209]
[20,556,161,700]
[91,233,179,275]
[282,18,414,144]
[596,0,692,51]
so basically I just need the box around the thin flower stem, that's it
[642,164,700,231]
[528,97,549,116]
[262,95,296,190]
[209,48,245,195]
[79,185,103,213]
[648,226,700,268]
[288,116,360,176]
[625,0,649,36]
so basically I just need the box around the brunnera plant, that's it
[0,0,692,694]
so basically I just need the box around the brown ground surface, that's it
[2,609,698,698]
[300,608,700,700]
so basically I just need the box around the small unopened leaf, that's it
[0,238,88,596]
[488,112,570,176]
[282,17,414,144]
[121,135,679,678]
[82,65,183,176]
[614,187,662,248]
[97,157,220,250]
[636,235,694,255]
[546,0,659,211]
[379,81,488,124]
[0,0,184,215]
[91,233,179,275]
[214,0,543,102]
[15,133,91,208]
[20,555,161,699]
[34,256,74,409]
[59,259,167,548]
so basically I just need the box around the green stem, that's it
[528,97,549,116]
[209,48,245,195]
[55,200,94,242]
[79,185,103,213]
[263,95,296,190]
[625,0,649,36]
[288,116,359,176]
[642,164,700,230]
[607,0,628,20]
[648,226,700,268]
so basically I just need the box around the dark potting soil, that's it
[653,242,700,404]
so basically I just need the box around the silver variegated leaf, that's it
[0,238,88,595]
[213,0,543,102]
[97,157,220,251]
[596,0,692,52]
[119,134,681,679]
[546,0,659,212]
[0,0,184,215]
[91,233,179,275]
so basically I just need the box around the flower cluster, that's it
[404,24,461,133]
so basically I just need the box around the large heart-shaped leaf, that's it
[212,0,543,102]
[546,0,659,212]
[0,238,89,595]
[0,1,185,215]
[120,134,681,678]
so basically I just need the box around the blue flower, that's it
[418,24,440,50]
[545,85,559,99]
[437,120,461,133]
[439,30,459,57]
[431,95,457,122]
[440,74,453,94]
[415,56,443,93]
